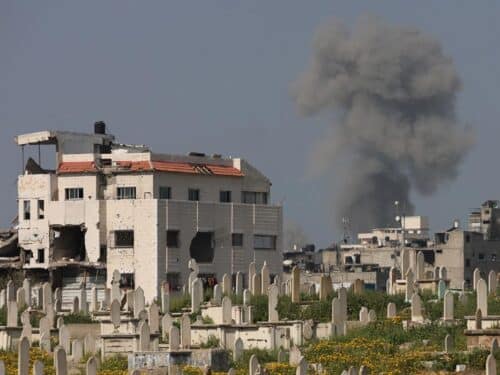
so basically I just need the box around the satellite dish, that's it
[395,216,401,222]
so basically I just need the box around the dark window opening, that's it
[119,273,135,289]
[23,200,31,220]
[465,258,471,267]
[37,249,45,263]
[478,253,485,260]
[465,234,471,243]
[167,230,180,248]
[52,225,86,261]
[189,232,214,263]
[38,200,45,219]
[24,250,33,264]
[166,273,181,291]
[421,250,435,265]
[188,188,200,201]
[242,191,268,204]
[232,233,243,247]
[220,190,232,203]
[254,234,276,250]
[114,230,134,247]
[159,186,171,199]
[117,187,136,200]
[65,188,84,200]
[99,246,107,262]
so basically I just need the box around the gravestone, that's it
[18,336,29,375]
[148,304,160,333]
[338,287,347,321]
[249,354,259,375]
[126,290,134,312]
[234,337,243,361]
[261,262,270,295]
[443,291,454,320]
[252,274,262,296]
[486,353,496,375]
[39,317,51,339]
[477,278,488,316]
[72,339,83,362]
[40,333,51,352]
[84,333,96,355]
[169,326,180,350]
[188,271,197,296]
[111,270,121,302]
[368,309,376,322]
[227,368,236,375]
[111,299,120,329]
[440,267,447,280]
[54,346,67,375]
[416,251,425,280]
[359,307,369,324]
[273,275,282,296]
[42,282,52,313]
[86,357,98,375]
[243,289,251,306]
[235,272,243,296]
[222,296,232,324]
[268,284,279,322]
[161,283,170,313]
[492,338,499,354]
[21,319,32,343]
[6,280,15,302]
[296,357,308,375]
[319,275,331,300]
[0,289,5,309]
[180,314,191,348]
[90,287,98,312]
[434,266,440,280]
[191,278,203,313]
[437,280,446,300]
[72,297,79,314]
[138,321,150,351]
[17,287,26,309]
[303,320,313,340]
[405,269,414,302]
[444,334,453,353]
[59,325,70,353]
[33,360,44,375]
[134,287,145,319]
[289,346,302,366]
[353,279,364,294]
[401,248,410,276]
[476,308,483,330]
[473,268,481,290]
[79,283,88,314]
[488,271,498,295]
[162,313,173,341]
[222,273,231,295]
[291,266,300,303]
[0,360,4,375]
[387,302,396,318]
[411,293,423,322]
[277,349,286,363]
[213,285,222,305]
[7,300,17,327]
[248,262,256,294]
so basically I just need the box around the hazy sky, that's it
[1,1,500,247]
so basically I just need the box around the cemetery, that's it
[0,259,499,374]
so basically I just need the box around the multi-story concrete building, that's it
[15,123,283,302]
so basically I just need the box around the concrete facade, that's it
[15,125,283,302]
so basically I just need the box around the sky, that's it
[1,1,500,248]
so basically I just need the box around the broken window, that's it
[189,232,214,263]
[37,249,45,263]
[52,225,86,261]
[119,273,135,289]
[159,186,171,199]
[117,187,136,200]
[188,188,200,201]
[167,230,180,248]
[232,233,243,247]
[65,188,84,200]
[114,230,134,247]
[253,234,276,250]
[166,273,181,291]
[38,200,45,219]
[242,191,268,204]
[220,190,232,203]
[23,200,31,220]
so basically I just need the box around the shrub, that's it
[63,312,95,324]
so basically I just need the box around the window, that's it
[254,234,276,250]
[37,249,45,263]
[99,246,107,262]
[23,200,30,220]
[37,200,45,219]
[117,187,136,200]
[159,186,171,200]
[492,254,497,261]
[242,191,268,204]
[465,258,471,267]
[188,188,200,201]
[220,190,232,203]
[232,233,243,247]
[114,230,134,247]
[65,188,84,200]
[478,253,485,260]
[167,230,180,248]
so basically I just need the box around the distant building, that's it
[14,123,283,302]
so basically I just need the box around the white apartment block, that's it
[15,123,283,302]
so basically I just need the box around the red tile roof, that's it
[58,161,97,174]
[57,160,243,177]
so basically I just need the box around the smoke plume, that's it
[292,16,474,234]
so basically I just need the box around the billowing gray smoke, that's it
[292,16,474,234]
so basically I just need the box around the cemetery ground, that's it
[1,286,500,374]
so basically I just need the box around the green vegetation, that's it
[170,293,191,313]
[63,312,95,324]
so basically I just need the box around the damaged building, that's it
[10,122,283,303]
